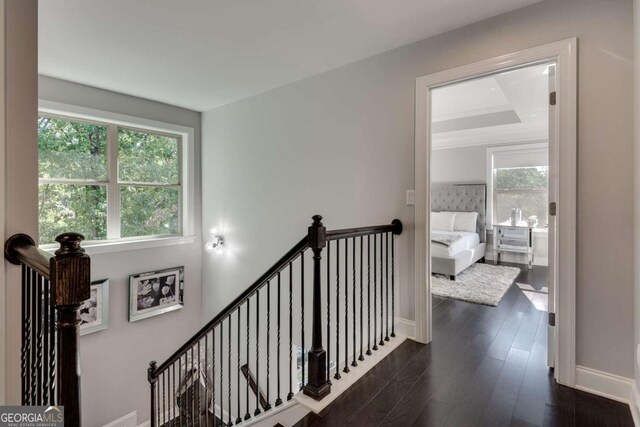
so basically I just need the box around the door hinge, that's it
[548,312,556,327]
[549,91,557,106]
[549,202,557,216]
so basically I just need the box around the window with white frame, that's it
[38,113,186,245]
[487,144,549,229]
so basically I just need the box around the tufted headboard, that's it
[431,184,487,242]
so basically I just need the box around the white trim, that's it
[575,365,638,424]
[395,317,416,339]
[40,234,197,255]
[102,411,137,427]
[414,39,577,386]
[432,123,548,150]
[37,99,196,243]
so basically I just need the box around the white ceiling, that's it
[431,63,550,149]
[39,0,541,112]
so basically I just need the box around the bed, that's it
[431,184,487,280]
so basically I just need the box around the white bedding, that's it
[431,230,480,257]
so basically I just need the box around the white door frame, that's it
[413,38,577,387]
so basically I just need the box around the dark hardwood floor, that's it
[299,263,634,427]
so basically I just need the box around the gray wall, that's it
[38,76,203,427]
[3,0,38,406]
[201,0,635,378]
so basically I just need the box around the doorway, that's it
[413,39,577,387]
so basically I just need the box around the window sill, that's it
[40,235,197,256]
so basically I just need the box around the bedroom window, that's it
[487,144,549,229]
[38,111,190,247]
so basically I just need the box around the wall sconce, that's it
[205,228,225,254]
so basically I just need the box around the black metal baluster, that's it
[276,272,283,407]
[334,240,341,380]
[287,263,293,401]
[228,316,232,426]
[359,236,364,361]
[391,235,396,338]
[266,280,272,411]
[178,355,183,427]
[255,291,261,416]
[326,242,331,382]
[221,321,225,424]
[21,264,29,405]
[42,272,50,405]
[162,372,166,426]
[203,335,208,427]
[236,308,242,425]
[191,346,196,426]
[36,274,43,405]
[379,232,385,347]
[366,236,372,356]
[373,235,378,352]
[171,362,180,425]
[48,278,55,405]
[30,268,37,404]
[300,253,305,390]
[245,298,251,420]
[212,329,216,427]
[197,340,201,426]
[343,239,350,374]
[385,233,390,342]
[351,237,357,367]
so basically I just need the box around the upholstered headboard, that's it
[431,184,487,242]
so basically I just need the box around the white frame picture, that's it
[129,266,184,322]
[79,279,110,336]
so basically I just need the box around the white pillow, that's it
[431,211,456,231]
[453,212,478,233]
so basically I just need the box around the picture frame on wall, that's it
[129,266,184,322]
[79,279,110,336]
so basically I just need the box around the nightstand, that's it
[493,223,535,269]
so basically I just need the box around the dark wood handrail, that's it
[4,233,53,278]
[150,219,403,379]
[326,219,403,241]
[151,236,309,377]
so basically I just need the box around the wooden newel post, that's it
[303,215,331,400]
[50,232,90,425]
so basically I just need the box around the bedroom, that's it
[429,63,551,315]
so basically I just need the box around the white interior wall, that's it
[431,145,549,266]
[201,0,634,379]
[38,76,203,427]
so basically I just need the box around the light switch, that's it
[406,190,415,206]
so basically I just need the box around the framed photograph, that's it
[80,279,110,335]
[129,266,184,322]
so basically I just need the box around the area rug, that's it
[431,263,521,306]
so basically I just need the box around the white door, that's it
[547,63,558,369]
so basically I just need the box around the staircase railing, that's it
[148,215,402,426]
[4,232,91,426]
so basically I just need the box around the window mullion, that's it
[106,125,121,239]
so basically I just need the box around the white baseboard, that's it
[575,365,638,425]
[395,317,415,339]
